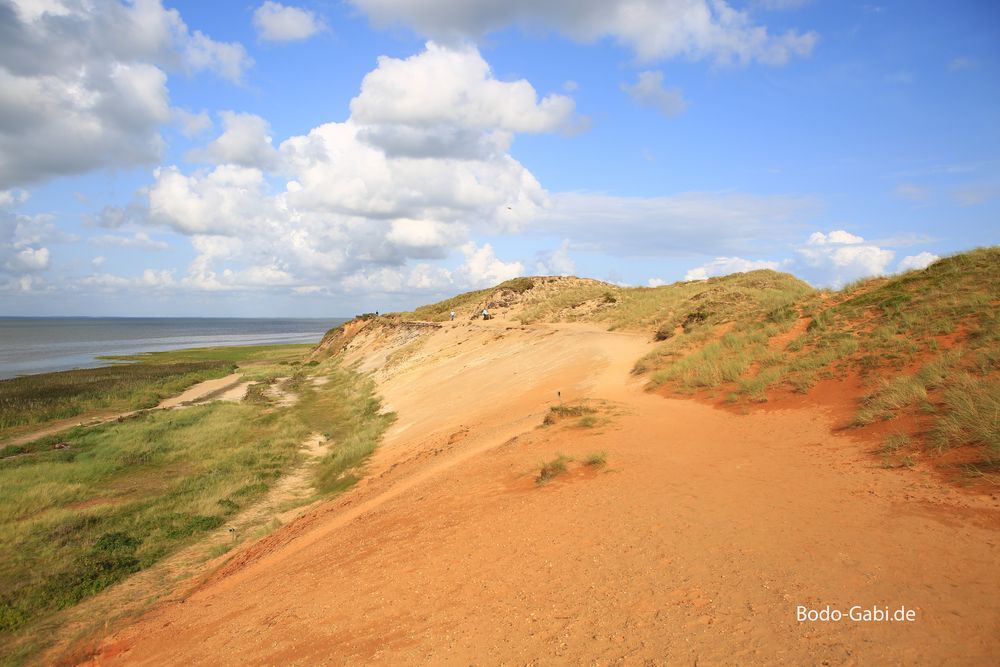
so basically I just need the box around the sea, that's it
[0,317,349,380]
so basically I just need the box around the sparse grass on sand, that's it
[855,376,930,426]
[542,402,596,426]
[297,366,395,494]
[336,248,999,468]
[0,348,393,662]
[584,451,607,467]
[242,380,273,405]
[0,344,312,437]
[536,454,573,485]
[929,374,1000,455]
[630,248,1000,466]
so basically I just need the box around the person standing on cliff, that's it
[450,311,456,321]
[482,308,489,320]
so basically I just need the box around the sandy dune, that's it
[83,321,999,665]
[154,373,246,409]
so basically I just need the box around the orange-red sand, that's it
[78,321,1000,665]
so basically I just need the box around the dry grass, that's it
[536,454,573,485]
[0,349,393,661]
[383,247,1000,465]
[855,376,930,426]
[929,374,1000,457]
[542,402,597,426]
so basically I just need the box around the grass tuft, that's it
[542,402,596,426]
[929,374,1000,456]
[300,368,396,495]
[536,454,572,485]
[855,376,928,426]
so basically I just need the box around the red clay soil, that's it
[77,321,999,666]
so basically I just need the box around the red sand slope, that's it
[81,321,1000,665]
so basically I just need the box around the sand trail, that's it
[81,321,1000,666]
[4,373,247,447]
[154,373,246,409]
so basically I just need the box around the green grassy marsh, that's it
[0,344,393,663]
[0,344,312,438]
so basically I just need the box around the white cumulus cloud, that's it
[897,252,939,272]
[0,0,252,188]
[174,108,214,137]
[1,198,56,284]
[621,71,687,117]
[253,1,326,42]
[797,229,894,286]
[407,264,453,290]
[535,239,576,276]
[683,256,780,281]
[135,43,553,294]
[351,0,818,66]
[188,112,279,169]
[0,189,29,209]
[9,246,50,271]
[352,42,574,132]
[454,242,523,288]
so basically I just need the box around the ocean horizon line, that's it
[0,315,352,320]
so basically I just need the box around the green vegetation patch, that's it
[612,270,813,334]
[542,402,597,427]
[0,345,313,438]
[105,344,312,366]
[0,402,306,637]
[0,346,396,660]
[297,366,395,495]
[929,374,1000,456]
[633,247,1000,464]
[0,361,234,433]
[536,454,572,485]
[516,283,622,324]
[497,277,536,294]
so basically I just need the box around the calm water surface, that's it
[0,317,348,380]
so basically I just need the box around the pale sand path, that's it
[154,373,246,409]
[82,322,999,665]
[4,373,246,446]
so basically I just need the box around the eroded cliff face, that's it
[308,276,622,366]
[81,311,1000,667]
[309,317,442,377]
[309,317,371,360]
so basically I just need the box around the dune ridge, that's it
[80,259,1000,665]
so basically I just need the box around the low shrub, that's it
[536,454,572,485]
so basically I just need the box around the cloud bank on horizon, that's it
[0,0,997,315]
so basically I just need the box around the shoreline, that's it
[0,317,348,380]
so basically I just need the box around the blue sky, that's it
[1,0,997,316]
